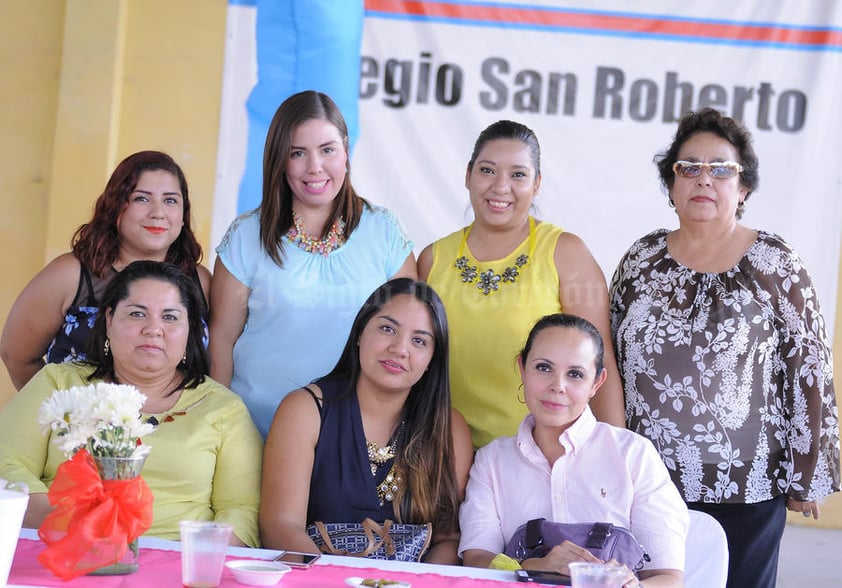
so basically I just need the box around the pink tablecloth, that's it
[9,539,516,587]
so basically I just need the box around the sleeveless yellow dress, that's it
[427,218,563,447]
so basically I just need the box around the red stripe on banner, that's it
[365,0,842,49]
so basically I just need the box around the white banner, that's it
[215,1,842,334]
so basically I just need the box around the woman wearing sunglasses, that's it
[609,108,839,588]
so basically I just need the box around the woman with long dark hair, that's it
[210,91,415,438]
[260,278,472,563]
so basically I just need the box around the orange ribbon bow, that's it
[37,448,154,580]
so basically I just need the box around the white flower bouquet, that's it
[38,383,156,459]
[37,383,156,579]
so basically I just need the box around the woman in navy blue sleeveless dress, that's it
[260,278,474,564]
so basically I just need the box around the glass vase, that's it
[87,454,148,576]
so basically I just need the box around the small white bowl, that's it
[226,560,292,586]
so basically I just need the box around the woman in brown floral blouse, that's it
[610,108,839,588]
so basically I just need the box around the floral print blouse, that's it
[610,229,839,504]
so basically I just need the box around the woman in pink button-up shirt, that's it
[458,314,688,588]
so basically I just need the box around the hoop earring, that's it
[517,383,525,405]
[103,339,110,356]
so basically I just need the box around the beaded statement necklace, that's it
[366,420,405,505]
[287,212,346,256]
[454,217,537,295]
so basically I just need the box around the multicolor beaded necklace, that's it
[287,212,346,256]
[453,217,537,295]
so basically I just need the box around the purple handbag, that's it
[504,518,650,571]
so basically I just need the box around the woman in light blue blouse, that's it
[209,91,415,437]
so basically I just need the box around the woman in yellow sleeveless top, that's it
[419,120,624,448]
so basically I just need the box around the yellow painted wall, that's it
[0,0,226,405]
[1,0,841,528]
[0,2,64,401]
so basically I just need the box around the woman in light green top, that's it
[0,261,262,546]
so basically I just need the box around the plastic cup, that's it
[179,521,233,588]
[568,562,628,588]
[0,482,29,586]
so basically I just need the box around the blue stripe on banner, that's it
[238,0,365,214]
[228,0,257,6]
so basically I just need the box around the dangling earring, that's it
[181,352,187,365]
[104,339,110,356]
[517,383,525,404]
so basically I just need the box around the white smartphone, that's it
[272,550,321,568]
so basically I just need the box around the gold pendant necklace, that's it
[453,217,537,295]
[376,463,401,505]
[366,421,405,505]
[367,439,396,475]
